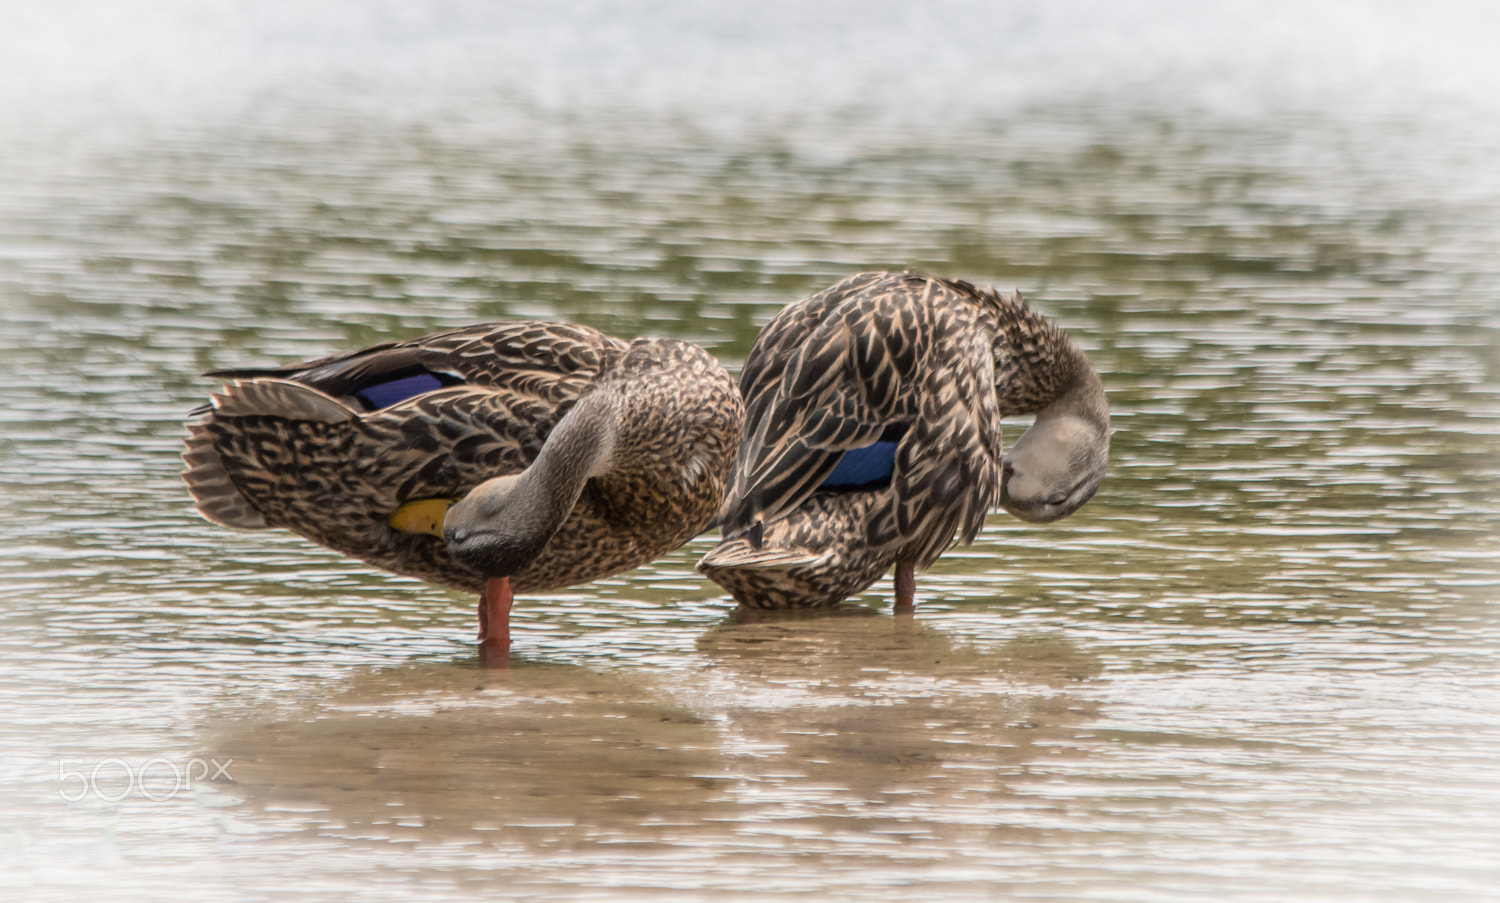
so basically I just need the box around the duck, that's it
[697,271,1109,610]
[184,320,744,663]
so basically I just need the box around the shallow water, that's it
[3,1,1500,900]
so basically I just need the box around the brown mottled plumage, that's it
[698,272,1109,610]
[184,321,744,610]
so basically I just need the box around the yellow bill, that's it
[387,498,455,537]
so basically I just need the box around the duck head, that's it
[999,411,1110,524]
[442,474,562,579]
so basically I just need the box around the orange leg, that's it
[477,576,513,668]
[894,562,915,613]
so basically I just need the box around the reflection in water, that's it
[211,665,732,844]
[692,613,1101,806]
[201,620,1100,893]
[2,0,1500,899]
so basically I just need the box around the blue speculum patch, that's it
[354,372,447,409]
[822,440,899,488]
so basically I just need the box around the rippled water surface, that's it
[3,1,1499,900]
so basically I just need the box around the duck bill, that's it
[387,498,454,537]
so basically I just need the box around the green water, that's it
[2,1,1499,900]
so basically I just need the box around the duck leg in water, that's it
[478,576,514,667]
[895,562,915,613]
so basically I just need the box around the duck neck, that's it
[514,388,621,534]
[994,305,1107,428]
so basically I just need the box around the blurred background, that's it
[2,1,1498,900]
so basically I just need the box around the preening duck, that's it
[184,321,744,663]
[698,271,1109,610]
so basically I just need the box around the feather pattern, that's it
[700,271,1106,609]
[184,321,744,596]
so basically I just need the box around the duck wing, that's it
[201,321,626,413]
[724,273,1004,566]
[183,323,629,585]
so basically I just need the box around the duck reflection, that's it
[691,608,1103,804]
[204,663,733,846]
[203,611,1105,851]
[702,605,1103,687]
